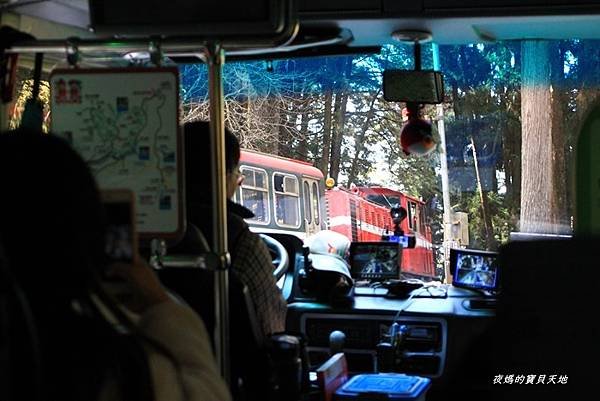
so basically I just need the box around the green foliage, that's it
[489,193,518,246]
[455,191,516,250]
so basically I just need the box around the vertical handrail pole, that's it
[432,42,452,282]
[206,43,230,383]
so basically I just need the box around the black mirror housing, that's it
[383,70,445,104]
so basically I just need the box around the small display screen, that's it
[104,200,135,265]
[450,248,499,291]
[349,242,402,280]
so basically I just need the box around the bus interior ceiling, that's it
[1,1,600,82]
[4,2,600,142]
[4,1,600,49]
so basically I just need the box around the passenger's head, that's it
[184,121,242,204]
[0,129,105,301]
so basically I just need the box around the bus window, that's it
[303,181,312,224]
[312,182,320,225]
[273,173,300,228]
[240,166,270,224]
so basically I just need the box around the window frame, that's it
[239,165,271,226]
[311,181,320,226]
[408,201,418,232]
[303,181,312,225]
[272,171,301,229]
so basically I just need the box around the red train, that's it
[235,150,437,279]
[326,186,436,279]
[235,149,327,240]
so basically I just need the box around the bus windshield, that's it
[3,6,597,400]
[178,40,586,260]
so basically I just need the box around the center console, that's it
[298,313,447,377]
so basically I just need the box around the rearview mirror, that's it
[383,70,444,104]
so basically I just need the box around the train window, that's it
[303,181,312,224]
[419,207,426,234]
[408,201,418,232]
[240,167,270,225]
[312,182,320,225]
[366,194,401,208]
[387,196,401,207]
[273,172,301,228]
[366,194,387,207]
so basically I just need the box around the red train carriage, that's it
[235,150,436,279]
[326,186,436,280]
[235,150,326,239]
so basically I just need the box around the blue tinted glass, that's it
[182,40,591,254]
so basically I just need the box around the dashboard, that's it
[289,292,497,401]
[298,313,447,377]
[270,233,497,401]
[286,288,496,393]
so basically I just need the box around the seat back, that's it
[161,221,310,401]
[158,223,273,400]
[0,238,43,401]
[158,266,269,399]
[490,238,598,400]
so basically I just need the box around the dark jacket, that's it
[172,200,254,254]
[192,200,254,251]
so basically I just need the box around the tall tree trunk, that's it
[520,40,565,233]
[296,110,309,160]
[503,114,514,203]
[329,92,349,182]
[452,83,461,116]
[550,42,569,231]
[319,89,333,176]
[277,100,292,157]
[471,136,497,249]
[502,112,521,208]
[348,91,379,185]
[512,120,522,211]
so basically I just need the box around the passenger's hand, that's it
[105,257,170,313]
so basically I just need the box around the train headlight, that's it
[390,205,407,224]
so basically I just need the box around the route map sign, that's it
[49,68,183,243]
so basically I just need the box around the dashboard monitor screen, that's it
[349,242,402,281]
[450,248,500,291]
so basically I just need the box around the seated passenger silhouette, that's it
[183,121,287,337]
[0,129,230,401]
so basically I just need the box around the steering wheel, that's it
[260,234,289,281]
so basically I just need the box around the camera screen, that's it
[451,249,499,291]
[349,242,401,280]
[104,201,134,264]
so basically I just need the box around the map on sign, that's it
[49,68,183,241]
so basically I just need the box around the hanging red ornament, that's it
[399,103,436,156]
